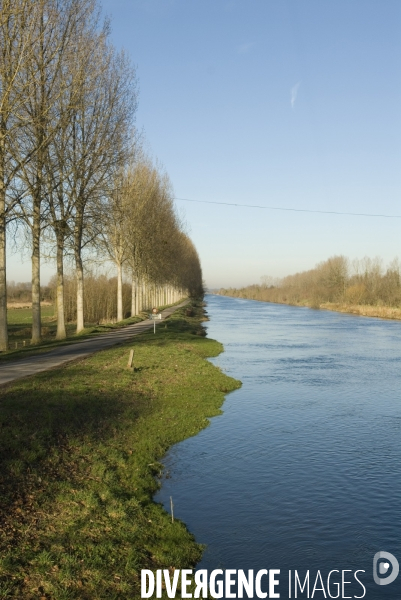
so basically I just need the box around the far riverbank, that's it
[217,292,401,321]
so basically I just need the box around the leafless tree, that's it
[0,0,41,350]
[121,158,203,313]
[3,0,201,341]
[69,41,137,331]
[41,3,136,339]
[14,0,98,343]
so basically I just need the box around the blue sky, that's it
[8,0,401,288]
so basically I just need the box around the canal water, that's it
[155,295,401,598]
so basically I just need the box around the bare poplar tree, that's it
[42,1,111,339]
[122,159,161,314]
[1,0,200,345]
[15,0,96,343]
[68,41,137,331]
[0,0,40,350]
[121,158,194,312]
[100,170,133,321]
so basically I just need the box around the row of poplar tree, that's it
[0,0,203,351]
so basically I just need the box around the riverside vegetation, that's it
[1,0,203,351]
[219,255,401,320]
[0,302,241,599]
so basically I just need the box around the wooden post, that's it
[127,349,134,370]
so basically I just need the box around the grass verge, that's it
[0,301,241,599]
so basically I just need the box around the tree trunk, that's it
[76,253,84,332]
[144,280,148,311]
[74,214,85,332]
[0,213,7,352]
[55,230,66,339]
[117,261,123,321]
[31,201,41,344]
[137,276,142,314]
[131,273,136,317]
[0,130,8,351]
[143,280,146,311]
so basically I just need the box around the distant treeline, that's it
[8,269,193,324]
[219,256,401,309]
[7,281,52,304]
[61,273,185,324]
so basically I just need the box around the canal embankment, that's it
[0,300,241,599]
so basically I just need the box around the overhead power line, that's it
[174,197,401,219]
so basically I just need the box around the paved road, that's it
[0,301,189,387]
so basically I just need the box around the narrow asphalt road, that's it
[0,301,189,387]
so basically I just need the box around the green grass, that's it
[7,305,55,325]
[6,305,81,356]
[0,302,241,599]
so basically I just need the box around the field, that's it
[7,305,71,349]
[0,301,241,599]
[7,305,55,324]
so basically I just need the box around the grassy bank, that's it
[319,302,401,320]
[250,297,401,321]
[0,302,241,599]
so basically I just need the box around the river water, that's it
[155,294,401,598]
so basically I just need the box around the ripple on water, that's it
[156,296,401,599]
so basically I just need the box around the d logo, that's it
[373,551,399,585]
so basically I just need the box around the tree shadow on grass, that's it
[0,314,212,598]
[0,368,178,598]
[0,372,151,495]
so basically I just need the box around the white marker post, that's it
[150,307,161,334]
